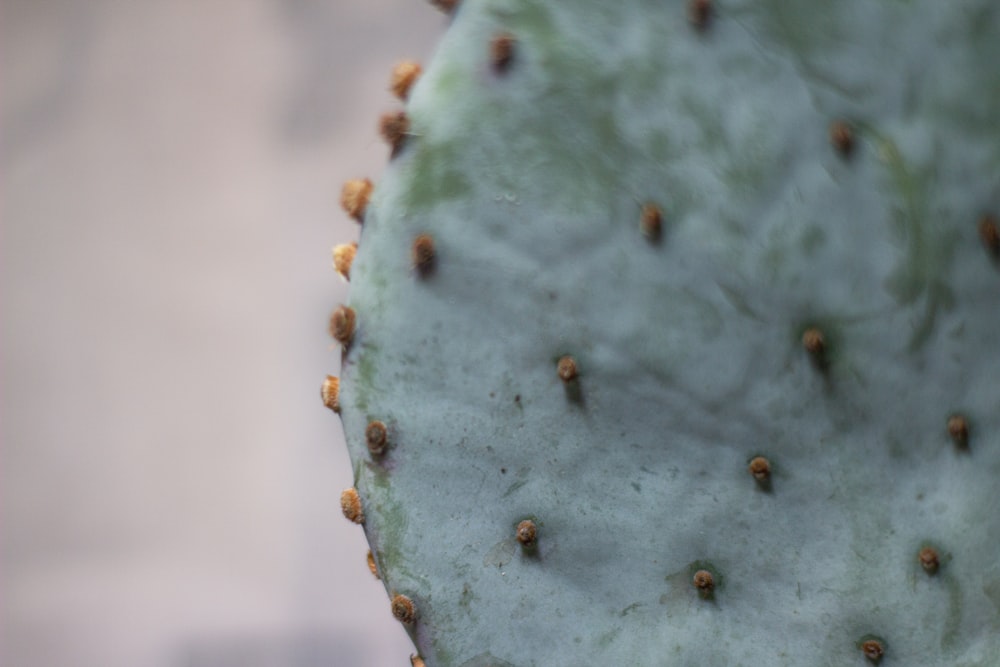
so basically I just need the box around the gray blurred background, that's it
[1,1,444,665]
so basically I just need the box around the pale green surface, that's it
[341,1,1000,664]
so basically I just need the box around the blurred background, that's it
[1,1,445,664]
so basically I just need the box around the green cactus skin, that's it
[329,1,1000,664]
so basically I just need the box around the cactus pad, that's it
[329,1,1000,664]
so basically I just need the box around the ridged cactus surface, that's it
[327,1,1000,664]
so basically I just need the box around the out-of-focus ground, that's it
[1,1,443,665]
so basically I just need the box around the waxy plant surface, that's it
[326,1,1000,665]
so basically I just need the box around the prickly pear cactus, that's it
[325,1,1000,664]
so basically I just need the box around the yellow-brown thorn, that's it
[340,179,373,222]
[802,327,825,357]
[329,305,356,347]
[332,242,358,280]
[557,355,578,382]
[918,546,940,575]
[410,655,426,667]
[367,550,379,578]
[340,488,364,524]
[490,33,515,73]
[429,0,458,13]
[412,233,436,274]
[321,375,340,413]
[748,456,771,482]
[379,111,410,155]
[861,638,884,662]
[979,214,1000,257]
[947,414,969,449]
[692,569,714,598]
[390,60,422,101]
[688,0,712,31]
[829,119,855,156]
[391,594,416,624]
[516,519,537,547]
[366,420,388,456]
[640,203,663,242]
